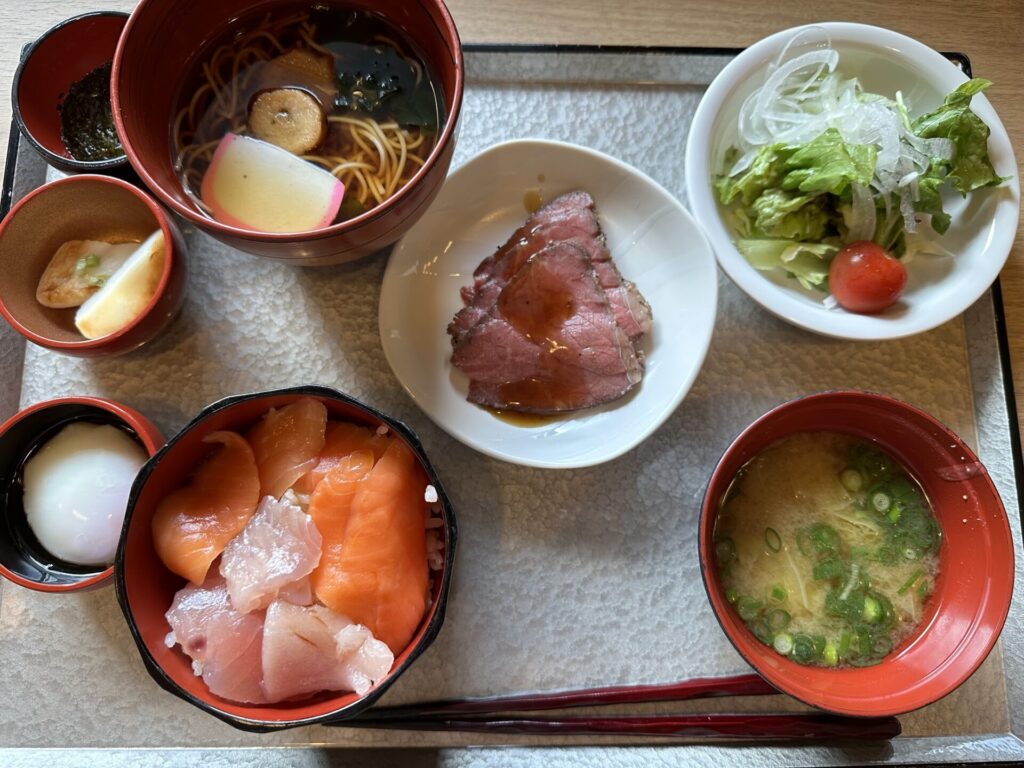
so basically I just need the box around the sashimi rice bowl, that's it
[115,387,456,730]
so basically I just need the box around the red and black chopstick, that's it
[331,673,901,741]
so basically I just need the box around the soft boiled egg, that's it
[23,421,148,566]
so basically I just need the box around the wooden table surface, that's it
[1,0,1022,426]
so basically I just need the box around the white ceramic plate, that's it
[379,139,718,468]
[685,22,1020,341]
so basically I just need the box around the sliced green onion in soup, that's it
[839,468,863,492]
[792,634,816,664]
[737,597,763,621]
[714,537,736,565]
[767,608,791,631]
[773,633,795,655]
[897,568,924,595]
[768,584,787,604]
[764,527,782,552]
[871,491,892,513]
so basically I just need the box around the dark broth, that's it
[171,4,443,226]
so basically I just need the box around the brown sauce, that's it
[492,250,583,412]
[523,189,544,214]
[488,408,563,427]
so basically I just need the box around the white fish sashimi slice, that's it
[219,495,323,613]
[261,601,395,702]
[335,624,395,695]
[165,576,267,704]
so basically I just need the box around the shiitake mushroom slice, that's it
[247,88,327,155]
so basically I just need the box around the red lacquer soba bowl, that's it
[115,386,457,731]
[699,391,1014,717]
[112,0,463,265]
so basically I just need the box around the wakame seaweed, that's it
[59,62,122,162]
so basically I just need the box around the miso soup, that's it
[713,432,941,668]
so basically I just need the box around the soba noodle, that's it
[172,9,436,220]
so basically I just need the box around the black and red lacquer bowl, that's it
[0,396,163,593]
[115,385,458,731]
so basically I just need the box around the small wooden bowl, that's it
[0,174,187,357]
[700,391,1015,717]
[0,397,163,593]
[116,385,458,731]
[12,11,129,174]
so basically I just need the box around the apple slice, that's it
[200,133,345,233]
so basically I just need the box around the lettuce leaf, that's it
[715,144,790,206]
[736,239,837,291]
[751,189,831,240]
[779,129,877,195]
[912,79,1006,194]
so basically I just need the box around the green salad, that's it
[716,42,1006,295]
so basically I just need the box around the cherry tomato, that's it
[828,241,907,314]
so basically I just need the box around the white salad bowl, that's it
[685,22,1019,341]
[380,139,718,468]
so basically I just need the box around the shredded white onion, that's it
[847,183,876,242]
[730,35,947,230]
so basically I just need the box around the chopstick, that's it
[328,674,901,741]
[361,672,777,719]
[347,712,902,741]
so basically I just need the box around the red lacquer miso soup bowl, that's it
[0,396,163,593]
[0,175,187,357]
[112,0,463,265]
[699,391,1014,717]
[115,385,457,731]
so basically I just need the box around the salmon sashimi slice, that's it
[291,421,390,495]
[247,397,327,499]
[261,600,394,701]
[219,495,323,613]
[165,574,267,704]
[310,439,429,654]
[152,431,261,585]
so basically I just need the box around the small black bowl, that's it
[115,385,458,731]
[12,12,130,174]
[0,397,163,592]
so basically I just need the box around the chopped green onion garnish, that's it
[839,468,863,492]
[750,619,773,645]
[792,634,815,663]
[917,579,930,598]
[773,633,794,655]
[863,595,882,623]
[897,569,924,595]
[75,253,101,274]
[714,537,736,565]
[902,546,921,561]
[725,588,739,604]
[888,502,903,524]
[767,608,791,631]
[871,491,892,513]
[764,527,782,552]
[822,642,838,666]
[737,597,763,621]
[768,584,787,604]
[838,631,852,657]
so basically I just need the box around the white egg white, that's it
[22,421,147,566]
